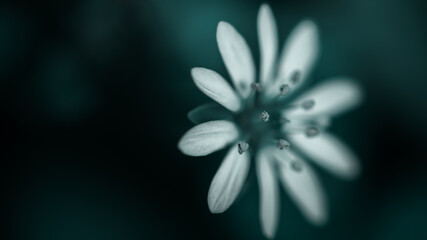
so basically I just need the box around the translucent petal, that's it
[288,132,360,179]
[282,116,331,133]
[275,150,328,225]
[257,4,278,84]
[187,103,232,124]
[178,120,238,156]
[265,20,318,98]
[191,68,242,112]
[208,143,250,213]
[278,20,318,85]
[217,21,255,99]
[256,148,280,239]
[283,78,363,119]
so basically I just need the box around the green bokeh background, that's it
[1,0,426,239]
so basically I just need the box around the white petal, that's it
[275,150,327,225]
[265,20,319,98]
[217,21,255,99]
[208,143,250,213]
[288,132,360,179]
[258,4,278,84]
[178,120,238,156]
[256,148,280,239]
[191,68,242,112]
[283,78,363,119]
[282,116,331,132]
[278,20,318,85]
[187,103,232,124]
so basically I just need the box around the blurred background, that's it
[1,0,427,239]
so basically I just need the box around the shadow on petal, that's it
[187,103,233,124]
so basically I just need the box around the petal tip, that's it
[343,160,362,180]
[261,221,278,239]
[296,19,319,40]
[190,67,205,79]
[267,234,276,239]
[217,21,235,39]
[310,211,329,226]
[259,3,272,14]
[191,67,202,73]
[208,204,226,214]
[305,201,329,226]
[346,80,364,107]
[262,231,276,240]
[207,195,228,214]
[177,136,198,157]
[217,21,230,32]
[300,19,318,30]
[177,138,188,155]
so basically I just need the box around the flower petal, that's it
[187,103,232,124]
[278,20,318,85]
[288,132,360,179]
[178,120,239,156]
[258,4,278,85]
[283,78,363,119]
[265,20,319,99]
[191,67,242,112]
[275,150,327,225]
[217,21,255,99]
[256,148,280,239]
[208,143,250,213]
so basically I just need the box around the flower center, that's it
[233,80,324,159]
[234,104,282,148]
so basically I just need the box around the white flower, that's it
[178,4,362,239]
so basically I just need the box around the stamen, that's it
[237,142,249,154]
[290,70,301,84]
[251,82,263,92]
[279,117,290,124]
[302,99,315,110]
[279,84,291,96]
[259,111,270,122]
[305,126,319,137]
[290,160,303,172]
[282,99,315,111]
[239,82,248,91]
[277,139,290,150]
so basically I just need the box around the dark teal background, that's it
[1,0,427,239]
